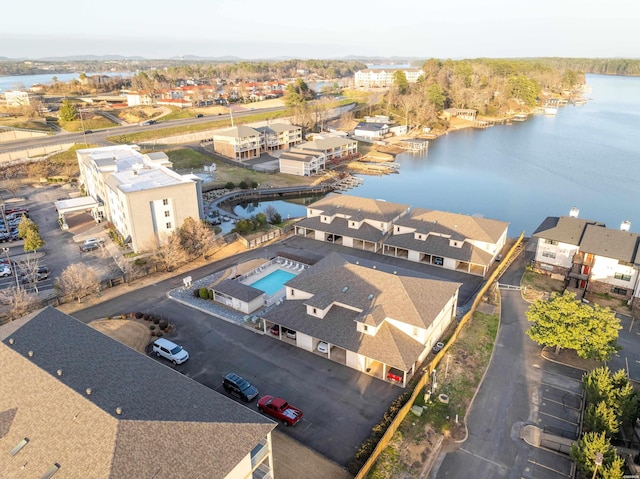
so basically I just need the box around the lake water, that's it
[237,74,640,237]
[0,71,133,92]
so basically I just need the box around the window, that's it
[542,251,556,259]
[412,326,419,336]
[363,325,368,332]
[313,308,317,314]
[166,222,172,229]
[611,287,628,295]
[164,210,170,217]
[545,239,558,245]
[614,273,632,281]
[396,226,400,232]
[162,199,169,206]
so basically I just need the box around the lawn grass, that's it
[60,116,119,132]
[158,109,199,121]
[0,117,56,132]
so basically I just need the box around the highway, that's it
[0,106,287,153]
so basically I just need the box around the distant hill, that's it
[37,55,147,61]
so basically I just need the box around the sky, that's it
[1,0,638,60]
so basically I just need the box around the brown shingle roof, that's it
[532,216,605,245]
[579,224,640,262]
[0,307,275,479]
[213,278,264,302]
[264,253,460,370]
[306,194,410,223]
[394,208,508,243]
[295,215,388,243]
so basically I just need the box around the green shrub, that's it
[208,290,213,300]
[199,287,209,299]
[225,181,235,190]
[156,332,163,338]
[149,325,156,330]
[135,312,143,319]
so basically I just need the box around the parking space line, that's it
[299,420,313,433]
[527,459,571,478]
[541,396,581,411]
[459,448,508,472]
[540,381,583,397]
[538,410,578,426]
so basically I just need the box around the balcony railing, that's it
[252,463,272,479]
[250,439,270,469]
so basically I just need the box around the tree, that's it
[393,71,408,95]
[16,255,43,294]
[56,263,100,303]
[570,431,620,478]
[17,216,45,252]
[526,291,621,360]
[426,84,446,111]
[59,100,79,122]
[507,75,540,107]
[178,217,216,259]
[151,232,188,271]
[0,285,36,320]
[265,205,280,223]
[584,401,619,436]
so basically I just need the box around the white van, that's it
[152,338,189,365]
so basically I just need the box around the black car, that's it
[20,266,49,283]
[80,242,100,252]
[223,373,259,402]
[196,113,204,118]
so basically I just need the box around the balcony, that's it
[252,463,272,479]
[250,439,270,469]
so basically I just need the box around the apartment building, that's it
[76,145,202,252]
[0,307,276,479]
[354,67,425,88]
[532,208,640,312]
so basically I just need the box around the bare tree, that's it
[26,161,50,181]
[151,232,188,272]
[56,263,100,303]
[15,255,42,294]
[178,217,217,259]
[0,286,38,321]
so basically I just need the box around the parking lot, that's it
[0,184,123,305]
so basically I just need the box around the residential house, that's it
[532,211,640,309]
[297,136,358,163]
[211,125,262,161]
[0,307,276,479]
[294,194,410,253]
[354,122,389,139]
[443,109,478,121]
[256,123,303,152]
[157,98,193,108]
[124,90,156,107]
[279,148,326,177]
[382,208,509,276]
[76,145,203,252]
[262,253,461,387]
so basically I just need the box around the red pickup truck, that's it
[257,395,303,426]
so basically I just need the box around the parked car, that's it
[20,266,49,283]
[317,341,331,354]
[285,329,297,340]
[80,242,100,252]
[0,265,11,277]
[223,373,259,402]
[84,238,104,246]
[270,324,280,336]
[257,395,303,426]
[152,338,189,365]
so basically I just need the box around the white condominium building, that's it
[77,145,203,252]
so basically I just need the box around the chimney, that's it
[620,220,631,232]
[569,206,579,218]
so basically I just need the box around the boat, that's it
[512,113,528,122]
[544,107,558,116]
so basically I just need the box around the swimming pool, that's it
[249,269,296,296]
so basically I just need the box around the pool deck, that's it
[168,256,309,329]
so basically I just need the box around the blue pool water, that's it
[249,269,296,296]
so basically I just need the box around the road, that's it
[431,249,578,479]
[0,106,287,153]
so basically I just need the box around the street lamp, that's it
[2,247,19,288]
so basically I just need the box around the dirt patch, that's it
[88,319,151,352]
